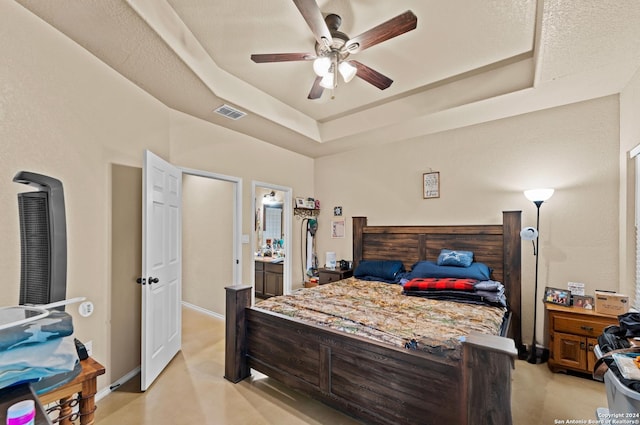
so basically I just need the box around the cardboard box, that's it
[595,291,630,316]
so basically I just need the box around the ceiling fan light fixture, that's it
[313,57,331,76]
[250,5,417,100]
[319,72,335,89]
[338,61,357,83]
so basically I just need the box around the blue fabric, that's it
[0,311,73,351]
[0,336,79,390]
[436,249,474,267]
[354,260,405,283]
[407,261,492,281]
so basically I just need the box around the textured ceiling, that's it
[13,0,640,158]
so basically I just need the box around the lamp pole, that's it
[528,200,543,364]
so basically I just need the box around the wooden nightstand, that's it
[545,303,618,375]
[318,268,353,285]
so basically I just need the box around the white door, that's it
[141,150,182,391]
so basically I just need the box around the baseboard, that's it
[100,366,141,401]
[182,301,224,320]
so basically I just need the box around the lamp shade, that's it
[524,188,554,202]
[520,226,539,241]
[320,72,335,89]
[313,57,331,77]
[338,61,357,83]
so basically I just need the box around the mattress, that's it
[255,277,507,360]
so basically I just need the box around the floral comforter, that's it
[255,277,507,360]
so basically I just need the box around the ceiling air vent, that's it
[214,104,247,120]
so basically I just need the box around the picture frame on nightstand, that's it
[544,287,571,306]
[572,294,594,309]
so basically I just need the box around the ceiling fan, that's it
[250,0,417,100]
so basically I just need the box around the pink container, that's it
[6,400,35,425]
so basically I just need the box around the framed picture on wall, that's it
[423,172,440,199]
[295,197,305,208]
[331,219,345,238]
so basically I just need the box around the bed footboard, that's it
[464,333,517,424]
[224,285,516,425]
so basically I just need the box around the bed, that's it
[225,211,522,425]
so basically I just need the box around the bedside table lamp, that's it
[522,188,554,364]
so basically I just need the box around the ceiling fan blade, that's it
[344,10,417,54]
[251,53,316,63]
[307,76,324,99]
[350,61,393,90]
[292,0,333,48]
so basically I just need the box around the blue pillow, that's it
[407,261,491,281]
[354,260,405,283]
[437,249,474,267]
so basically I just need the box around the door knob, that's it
[136,277,146,285]
[149,277,159,284]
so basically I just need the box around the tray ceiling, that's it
[14,0,640,157]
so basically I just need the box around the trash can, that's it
[604,369,640,414]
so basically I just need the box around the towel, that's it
[0,336,79,389]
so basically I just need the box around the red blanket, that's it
[403,277,477,292]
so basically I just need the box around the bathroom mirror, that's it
[263,203,283,244]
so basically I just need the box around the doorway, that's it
[181,173,236,316]
[109,162,241,390]
[252,181,292,299]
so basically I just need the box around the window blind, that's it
[633,148,640,310]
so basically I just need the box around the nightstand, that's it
[545,303,618,375]
[318,268,353,285]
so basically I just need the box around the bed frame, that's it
[225,211,522,425]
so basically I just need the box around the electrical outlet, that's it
[78,301,94,317]
[85,340,93,356]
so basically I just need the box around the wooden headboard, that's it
[352,210,523,354]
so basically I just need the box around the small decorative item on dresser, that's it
[572,294,594,309]
[544,287,571,306]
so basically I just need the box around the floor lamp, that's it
[522,188,554,364]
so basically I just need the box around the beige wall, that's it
[182,174,234,315]
[1,1,170,389]
[619,68,640,298]
[110,165,142,382]
[314,96,621,344]
[169,110,314,287]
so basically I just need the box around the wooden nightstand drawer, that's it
[265,262,283,273]
[318,268,353,285]
[553,315,610,337]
